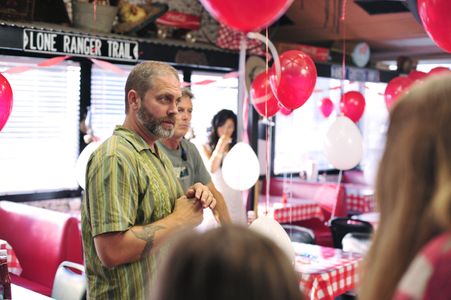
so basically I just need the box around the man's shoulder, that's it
[181,139,200,153]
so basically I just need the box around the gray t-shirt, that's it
[158,139,211,192]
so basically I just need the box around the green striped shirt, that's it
[81,126,183,300]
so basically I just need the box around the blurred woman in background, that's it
[202,109,246,224]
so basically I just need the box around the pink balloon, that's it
[384,76,413,110]
[418,0,451,53]
[339,91,365,123]
[408,70,427,82]
[250,71,280,118]
[319,97,334,118]
[428,67,451,76]
[199,0,293,33]
[0,73,13,132]
[270,50,317,110]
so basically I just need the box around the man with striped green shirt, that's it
[81,61,216,299]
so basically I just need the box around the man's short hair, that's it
[124,61,179,113]
[181,88,194,100]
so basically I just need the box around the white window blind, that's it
[0,56,80,194]
[90,64,131,141]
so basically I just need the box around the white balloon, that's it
[75,142,101,189]
[324,116,363,170]
[249,216,295,264]
[222,142,260,191]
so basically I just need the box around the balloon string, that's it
[265,28,270,215]
[247,32,280,85]
[265,28,269,118]
[265,116,273,215]
[247,31,278,215]
[239,36,249,144]
[340,0,347,97]
[329,169,343,224]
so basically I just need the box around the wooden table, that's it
[293,242,362,300]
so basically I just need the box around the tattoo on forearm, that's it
[130,225,165,258]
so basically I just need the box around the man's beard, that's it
[137,106,174,138]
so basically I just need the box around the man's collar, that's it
[113,125,153,152]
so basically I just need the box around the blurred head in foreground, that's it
[153,225,303,300]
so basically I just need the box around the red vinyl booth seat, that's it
[0,201,83,296]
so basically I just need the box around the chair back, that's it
[281,224,315,244]
[330,217,373,249]
[51,261,86,300]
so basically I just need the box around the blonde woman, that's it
[359,74,451,299]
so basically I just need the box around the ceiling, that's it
[269,0,450,66]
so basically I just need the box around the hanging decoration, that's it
[339,91,365,123]
[384,76,413,110]
[408,70,427,82]
[250,70,280,118]
[319,97,334,118]
[199,0,293,33]
[324,116,363,170]
[269,50,317,110]
[75,141,101,190]
[418,0,451,53]
[278,104,293,116]
[428,67,451,76]
[0,73,13,132]
[222,142,260,191]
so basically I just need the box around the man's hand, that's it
[186,182,216,209]
[173,195,203,227]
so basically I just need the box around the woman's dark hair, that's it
[153,225,303,300]
[207,109,237,151]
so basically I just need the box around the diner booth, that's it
[0,0,447,299]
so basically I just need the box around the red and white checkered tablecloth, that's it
[0,239,23,275]
[258,196,324,223]
[346,194,375,214]
[293,243,362,300]
[344,185,375,214]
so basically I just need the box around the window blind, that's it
[90,64,131,141]
[0,56,80,194]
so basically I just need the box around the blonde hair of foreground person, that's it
[153,225,303,300]
[359,74,451,300]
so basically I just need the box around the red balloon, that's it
[384,76,414,110]
[199,0,293,32]
[278,104,293,116]
[418,0,451,53]
[250,71,280,118]
[270,50,317,110]
[319,97,334,118]
[428,67,451,76]
[408,70,427,82]
[339,91,365,123]
[0,73,13,132]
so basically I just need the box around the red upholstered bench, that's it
[0,201,83,296]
